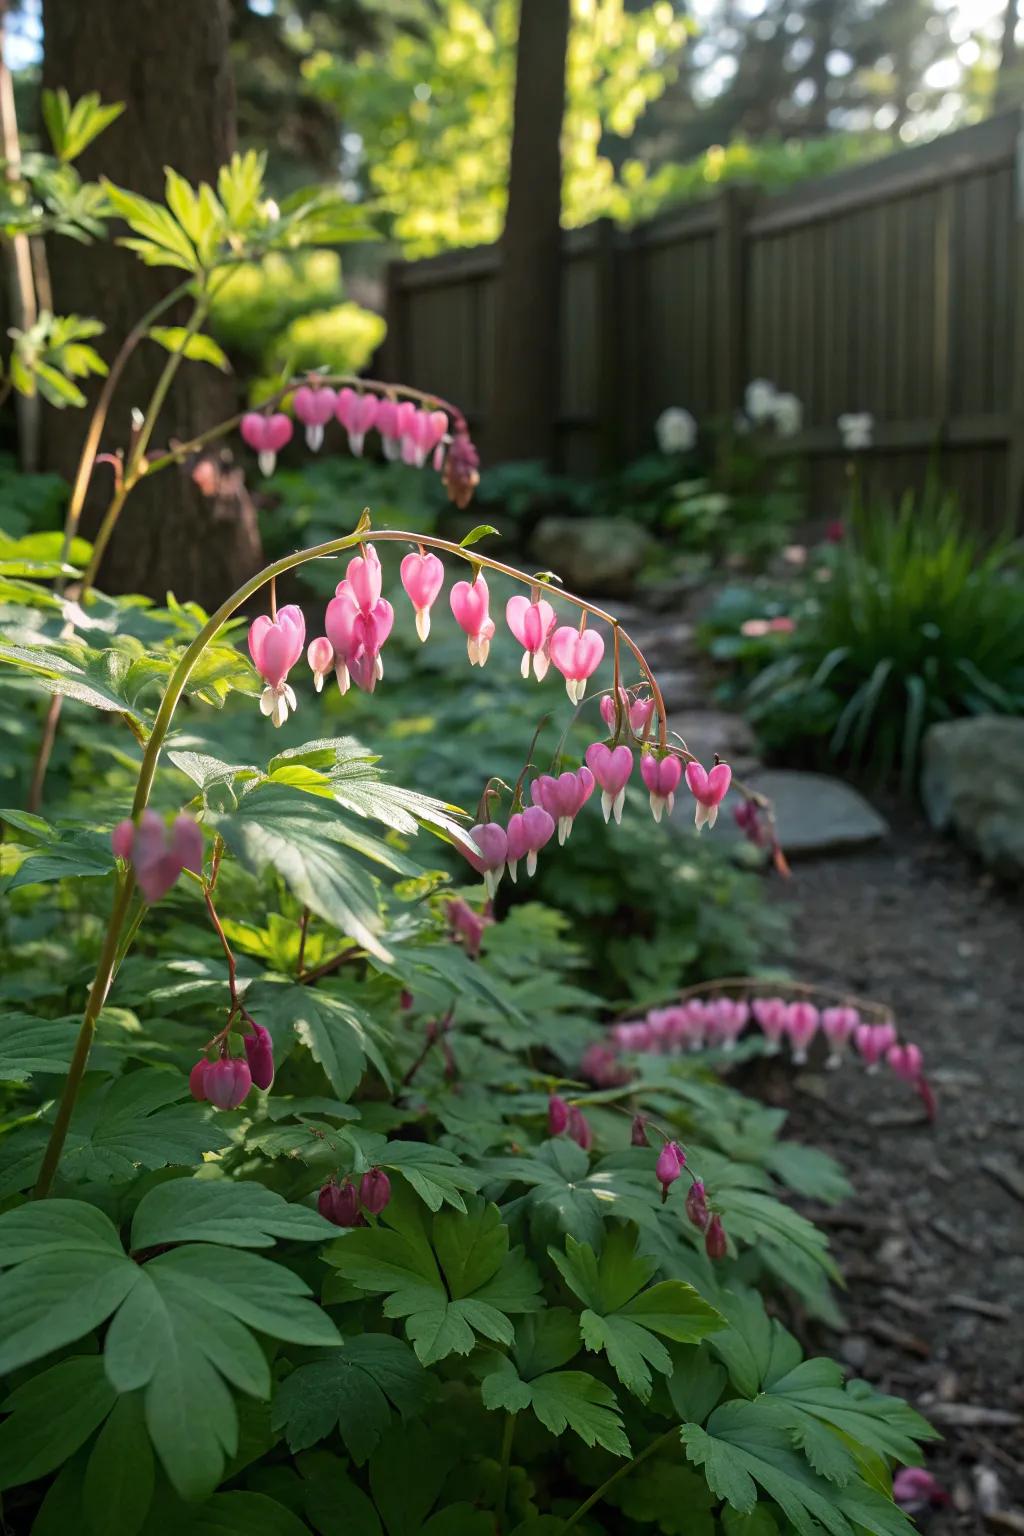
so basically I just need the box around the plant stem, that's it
[296,907,310,977]
[496,1411,517,1530]
[31,870,135,1198]
[560,1426,679,1535]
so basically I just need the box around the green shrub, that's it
[741,495,1024,787]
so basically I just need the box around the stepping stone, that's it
[656,668,705,712]
[736,769,889,856]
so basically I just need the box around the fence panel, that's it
[381,110,1024,527]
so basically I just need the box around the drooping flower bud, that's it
[547,1094,570,1136]
[441,427,480,507]
[784,1001,820,1064]
[684,759,732,831]
[204,1057,253,1111]
[751,996,788,1048]
[685,1178,710,1231]
[243,1023,275,1091]
[318,1179,362,1227]
[450,575,495,666]
[359,1168,392,1215]
[307,636,335,693]
[656,1140,686,1202]
[506,595,557,680]
[821,1005,859,1068]
[579,1042,630,1088]
[112,810,204,905]
[447,896,490,957]
[854,1020,897,1072]
[567,1104,593,1151]
[892,1468,948,1514]
[337,388,380,457]
[630,1114,650,1147]
[704,1213,728,1260]
[531,768,595,846]
[189,1058,209,1101]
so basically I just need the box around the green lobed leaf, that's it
[272,1335,432,1460]
[130,1177,337,1251]
[83,1391,154,1536]
[0,1355,117,1492]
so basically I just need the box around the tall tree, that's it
[41,0,262,607]
[487,0,570,465]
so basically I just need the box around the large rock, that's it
[530,516,655,596]
[721,768,888,855]
[922,716,1024,879]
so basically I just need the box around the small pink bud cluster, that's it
[190,1054,251,1111]
[112,810,203,904]
[547,1094,593,1150]
[680,1173,727,1260]
[611,997,750,1055]
[601,688,656,739]
[318,1167,392,1227]
[242,383,472,506]
[656,1140,686,1202]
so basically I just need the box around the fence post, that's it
[714,186,749,422]
[378,258,405,381]
[1007,111,1024,531]
[594,217,623,471]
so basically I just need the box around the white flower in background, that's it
[772,392,803,437]
[655,406,698,454]
[745,378,778,424]
[838,412,874,451]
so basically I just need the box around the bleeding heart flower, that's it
[548,626,605,703]
[784,1001,819,1063]
[641,753,683,822]
[336,387,380,457]
[112,809,204,904]
[530,767,595,845]
[655,1140,686,1201]
[631,1114,650,1146]
[400,551,445,641]
[346,544,382,612]
[706,997,749,1051]
[567,1104,593,1150]
[359,1168,392,1214]
[447,896,491,957]
[887,1042,924,1083]
[189,1059,210,1101]
[601,689,656,738]
[548,1094,570,1135]
[241,411,293,475]
[685,1178,710,1231]
[450,575,496,666]
[752,996,788,1047]
[821,1005,859,1068]
[584,742,634,824]
[402,408,449,467]
[684,760,732,830]
[461,822,508,899]
[248,604,306,726]
[293,384,337,451]
[318,1180,362,1227]
[204,1057,253,1111]
[704,1213,728,1261]
[506,595,557,680]
[243,1023,275,1091]
[505,805,555,881]
[855,1020,898,1072]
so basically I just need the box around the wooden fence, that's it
[378,110,1024,529]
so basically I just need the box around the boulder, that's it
[922,716,1024,879]
[530,516,655,596]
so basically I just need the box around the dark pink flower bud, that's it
[359,1168,392,1215]
[656,1140,686,1201]
[243,1023,275,1091]
[685,1178,709,1231]
[400,989,415,1011]
[204,1057,252,1111]
[548,1094,570,1136]
[567,1104,593,1151]
[630,1114,650,1147]
[441,427,480,508]
[189,1059,209,1101]
[704,1213,728,1261]
[579,1042,630,1088]
[893,1468,948,1514]
[318,1180,362,1227]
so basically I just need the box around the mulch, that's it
[750,811,1024,1530]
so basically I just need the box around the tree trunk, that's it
[41,0,263,607]
[486,0,570,466]
[997,0,1021,108]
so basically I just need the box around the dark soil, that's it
[764,816,1024,1530]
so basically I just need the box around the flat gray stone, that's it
[736,769,889,855]
[656,668,705,711]
[530,517,655,597]
[922,716,1024,880]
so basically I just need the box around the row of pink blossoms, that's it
[600,995,933,1114]
[239,384,480,508]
